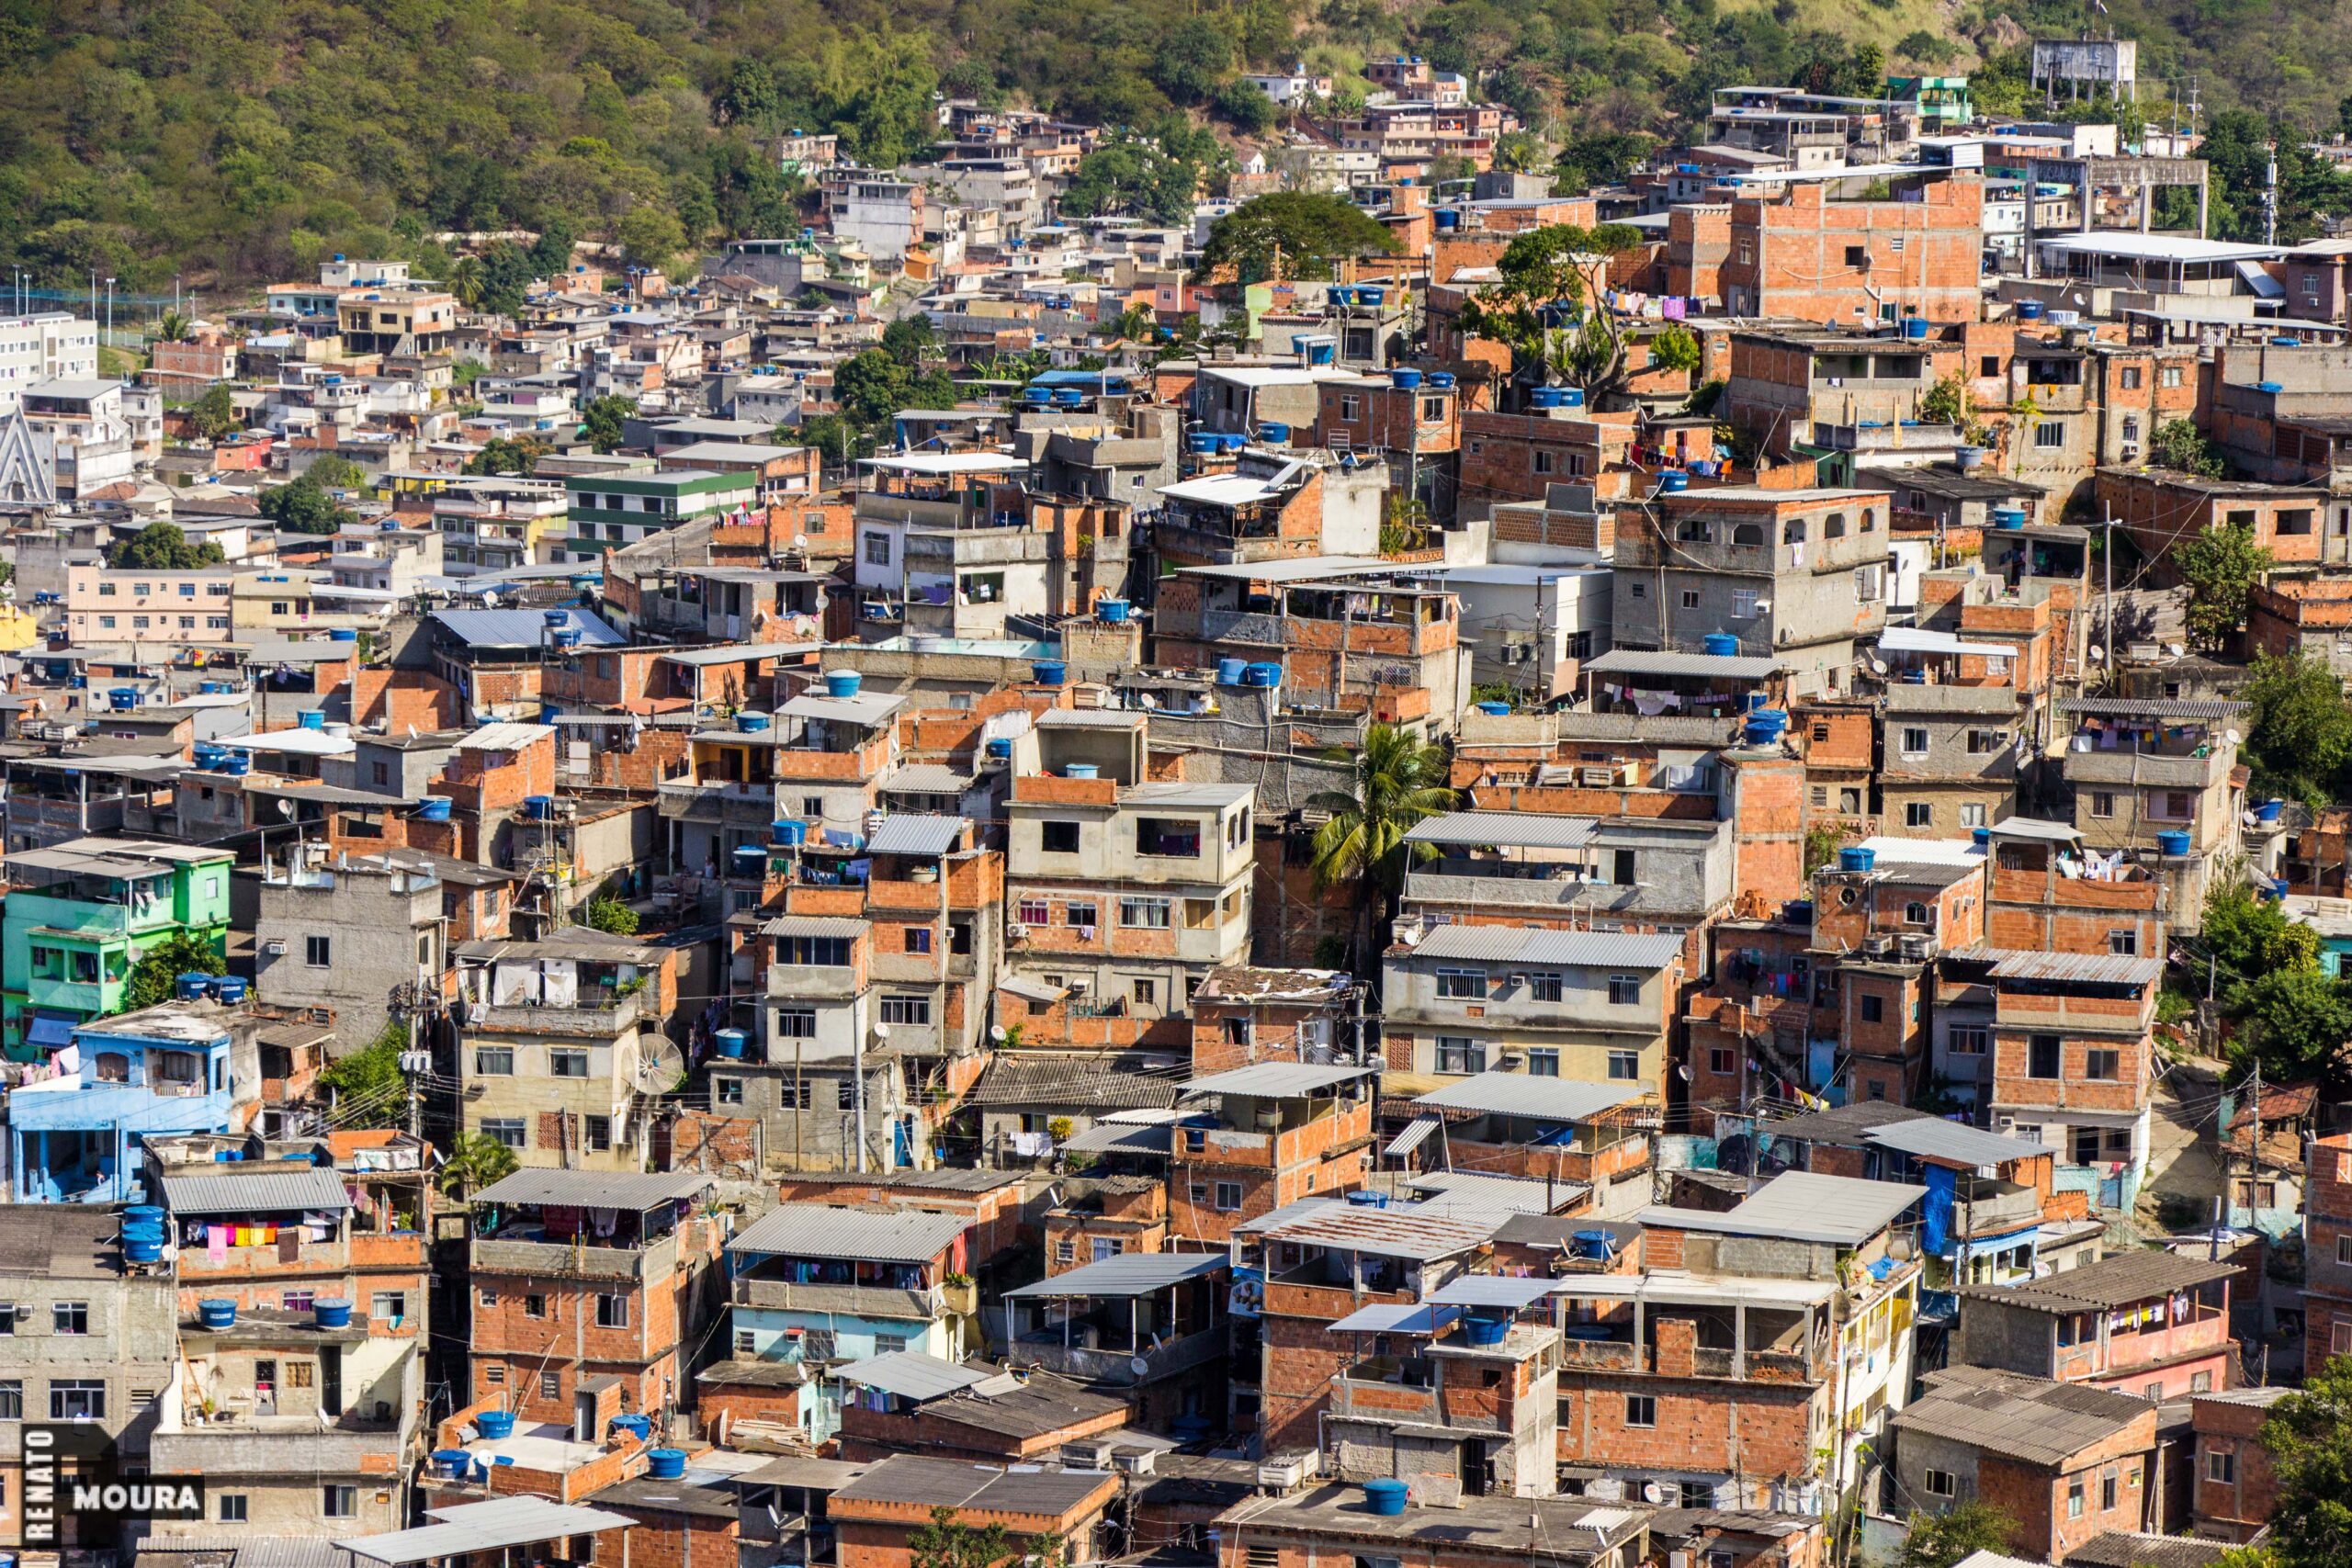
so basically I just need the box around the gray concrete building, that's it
[1878,683,2024,840]
[254,847,447,1054]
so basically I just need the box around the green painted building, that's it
[563,469,759,561]
[1,837,235,1060]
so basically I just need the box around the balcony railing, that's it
[1012,1326,1225,1386]
[731,1277,942,1319]
[471,1229,676,1280]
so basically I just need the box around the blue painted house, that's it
[9,998,258,1203]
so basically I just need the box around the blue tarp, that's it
[1922,1161,1956,1258]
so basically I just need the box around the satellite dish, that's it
[794,534,809,550]
[2225,729,2243,747]
[1128,1355,1151,1378]
[1868,657,1889,675]
[273,797,294,818]
[2087,645,2105,661]
[634,1037,685,1094]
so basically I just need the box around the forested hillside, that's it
[4,0,2350,294]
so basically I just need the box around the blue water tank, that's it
[737,712,772,733]
[1097,598,1130,622]
[312,1299,353,1328]
[1838,846,1876,873]
[2016,299,2044,321]
[1363,1480,1408,1517]
[1435,209,1461,231]
[198,1299,237,1329]
[2157,829,2192,856]
[177,973,213,1001]
[714,1029,748,1059]
[986,737,1013,759]
[1427,372,1455,389]
[1054,388,1085,409]
[1572,1229,1616,1261]
[1530,388,1563,410]
[1217,657,1250,686]
[1032,660,1067,686]
[1992,506,2029,530]
[124,1236,164,1263]
[1702,633,1740,657]
[1902,316,1929,339]
[2256,797,2285,823]
[1358,287,1385,306]
[647,1449,688,1481]
[825,669,863,698]
[432,1449,471,1479]
[107,687,137,711]
[1218,432,1247,453]
[1188,434,1219,455]
[610,1414,653,1441]
[1064,763,1100,780]
[474,1410,517,1440]
[543,610,570,627]
[1972,827,1991,847]
[1257,423,1290,445]
[773,819,807,847]
[553,628,582,649]
[417,796,453,822]
[299,709,326,731]
[219,752,249,776]
[524,795,552,819]
[1657,469,1690,493]
[328,627,359,643]
[1475,700,1510,716]
[1462,1315,1510,1347]
[1390,368,1423,390]
[1244,661,1282,687]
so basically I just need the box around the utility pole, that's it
[2264,140,2279,247]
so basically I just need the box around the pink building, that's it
[1953,1251,2239,1401]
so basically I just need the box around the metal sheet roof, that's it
[883,764,978,795]
[1985,949,2165,986]
[1951,1249,2237,1312]
[1402,925,1684,971]
[1385,1114,1442,1158]
[1878,626,2016,659]
[1035,707,1148,729]
[470,1170,714,1209]
[832,1350,989,1402]
[342,1498,636,1564]
[1427,1274,1560,1309]
[1987,816,2081,842]
[776,690,907,727]
[1180,1062,1374,1099]
[1004,1252,1227,1299]
[2055,696,2248,720]
[1862,1118,2053,1168]
[160,1169,355,1217]
[1240,1197,1503,1259]
[728,1202,971,1263]
[761,914,868,939]
[1328,1301,1461,1335]
[456,721,554,752]
[865,814,967,857]
[1582,649,1781,679]
[1415,1073,1647,1123]
[1640,1170,1923,1246]
[1888,1364,2155,1468]
[430,608,625,649]
[1404,810,1598,850]
[1404,1170,1585,1214]
[830,1454,1114,1515]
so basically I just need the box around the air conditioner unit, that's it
[1008,923,1027,942]
[1864,935,1895,958]
[265,939,288,956]
[1577,766,1615,787]
[1114,1448,1158,1475]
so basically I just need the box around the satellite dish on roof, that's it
[634,1036,684,1094]
[2226,729,2243,747]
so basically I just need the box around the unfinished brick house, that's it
[1168,1063,1375,1247]
[1952,1250,2238,1401]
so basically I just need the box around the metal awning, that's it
[1384,1115,1442,1159]
[1427,1275,1557,1310]
[1328,1302,1460,1336]
[1003,1252,1227,1299]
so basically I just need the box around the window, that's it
[548,1048,588,1077]
[2163,791,2193,819]
[1136,817,1202,857]
[1951,1026,1989,1055]
[2120,366,2143,389]
[879,994,932,1026]
[1533,450,1555,475]
[2066,1478,2085,1519]
[864,533,890,566]
[1709,1046,1736,1075]
[372,1292,408,1323]
[1607,975,1641,1006]
[1824,512,1848,539]
[525,1293,547,1318]
[1925,1470,1956,1499]
[0,1382,19,1418]
[306,935,332,967]
[2209,1449,2236,1483]
[2030,1035,2062,1079]
[717,1077,744,1106]
[1436,1038,1485,1075]
[1844,244,1868,267]
[2163,365,2184,388]
[475,1047,514,1076]
[774,1008,817,1039]
[1732,589,1758,618]
[2122,415,2142,444]
[1436,968,1486,999]
[1906,802,1933,829]
[1607,1050,1641,1080]
[1120,897,1171,929]
[1900,727,1929,756]
[1860,994,1883,1023]
[2086,1049,2120,1081]
[874,1333,909,1356]
[1625,1395,1657,1427]
[1215,1181,1243,1212]
[2106,928,2139,956]
[2090,791,2116,818]
[219,1495,249,1522]
[1065,901,1097,930]
[51,1381,105,1419]
[1041,820,1080,853]
[1959,803,1986,829]
[2192,1371,2212,1393]
[1966,729,2007,755]
[584,1114,612,1153]
[483,1117,526,1147]
[1903,901,1930,926]
[52,1303,87,1336]
[1680,589,1701,610]
[1528,1047,1559,1077]
[324,1485,359,1519]
[594,1293,629,1328]
[1015,897,1049,927]
[903,926,933,953]
[2035,421,2066,449]
[1529,973,1563,1002]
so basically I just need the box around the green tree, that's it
[307,453,366,491]
[1148,17,1233,104]
[188,383,239,442]
[1306,723,1455,975]
[466,434,550,476]
[120,931,227,1013]
[616,205,685,277]
[881,315,936,369]
[107,520,225,571]
[2176,522,2275,652]
[1193,194,1400,283]
[1897,1501,2017,1568]
[2152,416,2225,479]
[796,412,868,472]
[1920,372,1989,443]
[1214,81,1277,137]
[2242,654,2352,810]
[2230,968,2352,1079]
[1456,222,1650,397]
[2260,1351,2352,1565]
[1555,132,1655,194]
[1491,131,1549,174]
[582,895,641,936]
[438,1132,520,1198]
[155,310,192,343]
[257,472,354,536]
[316,1022,411,1130]
[1648,325,1702,376]
[833,348,919,426]
[579,394,635,454]
[2204,883,2323,977]
[446,254,487,310]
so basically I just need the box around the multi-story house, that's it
[2191,1387,2290,1542]
[61,557,239,646]
[254,845,447,1055]
[1877,683,2024,839]
[723,1204,975,1442]
[1001,1251,1230,1431]
[1006,711,1255,1014]
[1168,1063,1377,1247]
[563,469,761,562]
[1379,920,1683,1101]
[1612,486,1892,698]
[1394,1073,1652,1208]
[453,929,680,1172]
[1147,447,1386,570]
[464,1168,725,1426]
[1189,964,1357,1074]
[848,452,1057,640]
[1723,330,1937,458]
[1891,1366,2161,1562]
[145,1145,431,1538]
[2302,1130,2352,1376]
[1953,1250,2238,1401]
[0,1207,177,1545]
[0,837,234,1058]
[2059,696,2246,931]
[1809,840,1988,1105]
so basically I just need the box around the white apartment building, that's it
[0,315,100,413]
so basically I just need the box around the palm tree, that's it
[447,254,486,311]
[155,310,193,344]
[1306,723,1456,977]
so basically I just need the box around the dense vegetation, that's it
[7,0,2352,294]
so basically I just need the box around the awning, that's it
[26,1014,76,1050]
[1385,1115,1442,1159]
[1328,1302,1460,1336]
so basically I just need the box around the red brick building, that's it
[2190,1386,2290,1543]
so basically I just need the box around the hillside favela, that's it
[16,3,2352,1565]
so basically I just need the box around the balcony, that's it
[472,1228,676,1281]
[1012,1325,1225,1386]
[149,1421,409,1477]
[471,991,645,1037]
[180,1236,352,1280]
[731,1276,943,1319]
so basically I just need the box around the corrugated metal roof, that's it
[1121,781,1253,808]
[1240,1197,1503,1259]
[965,1055,1180,1111]
[1582,649,1781,679]
[2056,697,2248,720]
[1035,708,1148,728]
[1181,1062,1374,1099]
[1062,1121,1176,1155]
[883,764,978,795]
[1403,925,1684,970]
[1951,1249,2237,1312]
[1004,1251,1227,1299]
[1988,816,2081,842]
[761,914,868,939]
[456,721,555,752]
[728,1202,971,1263]
[1984,949,2166,987]
[470,1170,714,1209]
[1404,810,1598,850]
[342,1498,635,1564]
[1385,1114,1442,1158]
[1878,627,2018,661]
[865,814,967,857]
[1888,1365,2154,1468]
[2064,1532,2242,1568]
[833,1350,989,1401]
[776,690,908,727]
[430,608,625,649]
[160,1168,355,1217]
[1862,1117,2052,1168]
[1641,1170,1923,1246]
[1415,1073,1647,1123]
[1427,1274,1558,1309]
[1328,1302,1460,1335]
[1405,1170,1585,1213]
[830,1455,1114,1515]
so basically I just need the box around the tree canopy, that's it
[2243,655,2352,811]
[257,472,356,536]
[1193,194,1399,284]
[2261,1353,2352,1566]
[2176,523,2275,653]
[1456,222,1649,396]
[121,931,227,1013]
[107,520,225,571]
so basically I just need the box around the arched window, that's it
[1861,509,1880,531]
[93,1053,130,1083]
[1733,524,1763,546]
[1824,512,1849,539]
[1784,520,1808,544]
[1904,901,1931,926]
